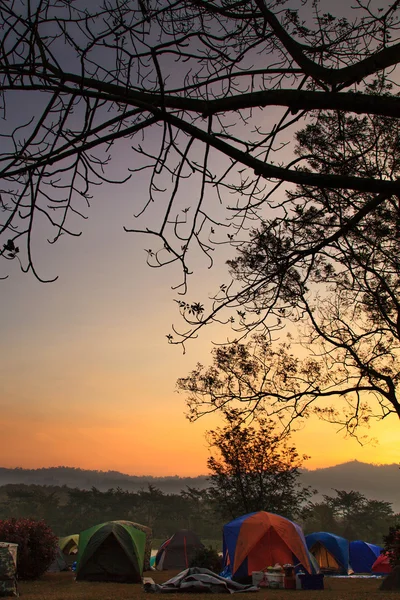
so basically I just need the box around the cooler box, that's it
[299,573,324,590]
[266,571,284,589]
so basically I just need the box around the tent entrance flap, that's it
[311,542,340,571]
[248,528,294,572]
[64,539,78,554]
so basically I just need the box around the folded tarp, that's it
[143,567,259,594]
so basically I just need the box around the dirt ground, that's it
[18,571,399,600]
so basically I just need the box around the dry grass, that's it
[19,571,399,600]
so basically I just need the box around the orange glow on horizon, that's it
[1,396,398,476]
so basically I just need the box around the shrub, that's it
[383,524,400,568]
[0,518,58,580]
[190,546,222,573]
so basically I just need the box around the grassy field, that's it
[19,571,398,600]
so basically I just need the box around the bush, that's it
[0,518,58,580]
[190,546,222,573]
[383,524,400,568]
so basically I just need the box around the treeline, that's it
[0,483,398,547]
[1,465,399,512]
[0,484,222,540]
[301,489,398,545]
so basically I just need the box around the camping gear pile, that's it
[0,543,18,597]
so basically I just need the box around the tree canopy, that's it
[205,411,314,520]
[1,0,400,282]
[178,87,400,432]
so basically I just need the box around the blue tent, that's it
[306,532,350,575]
[349,541,383,573]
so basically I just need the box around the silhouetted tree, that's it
[301,502,339,536]
[0,0,399,285]
[180,487,219,539]
[383,524,400,567]
[196,104,400,432]
[205,411,314,520]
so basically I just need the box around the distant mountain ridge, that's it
[0,460,398,511]
[0,466,209,494]
[300,461,400,512]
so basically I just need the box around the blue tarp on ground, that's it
[349,541,383,573]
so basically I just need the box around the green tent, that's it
[115,520,152,571]
[76,521,146,583]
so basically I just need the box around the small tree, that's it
[0,518,58,580]
[205,411,314,521]
[383,524,400,568]
[190,546,222,574]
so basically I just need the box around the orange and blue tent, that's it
[222,511,316,580]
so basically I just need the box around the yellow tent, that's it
[59,534,79,555]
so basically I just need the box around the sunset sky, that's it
[1,176,399,476]
[0,0,399,478]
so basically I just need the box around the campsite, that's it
[0,453,398,598]
[1,1,400,599]
[18,570,400,600]
[1,514,399,600]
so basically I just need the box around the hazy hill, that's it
[0,466,209,494]
[0,461,398,510]
[300,461,400,511]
